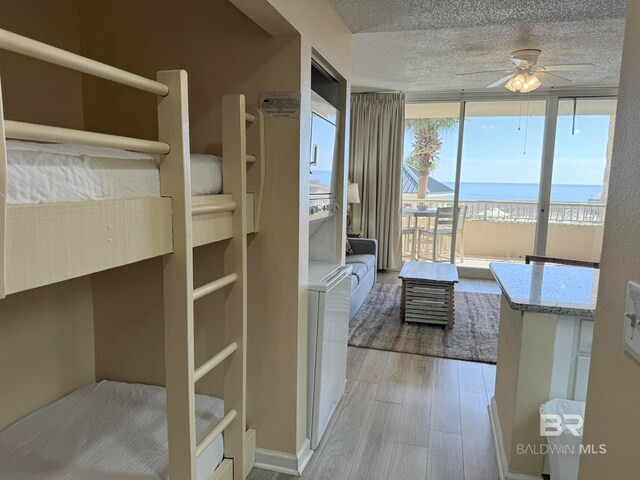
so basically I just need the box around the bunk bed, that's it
[0,28,262,480]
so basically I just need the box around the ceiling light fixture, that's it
[505,72,542,93]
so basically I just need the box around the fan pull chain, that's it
[572,97,578,135]
[518,93,524,131]
[523,93,531,155]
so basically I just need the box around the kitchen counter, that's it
[490,262,599,318]
[490,261,598,477]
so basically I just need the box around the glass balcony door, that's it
[457,100,547,267]
[402,93,617,268]
[402,102,461,263]
[543,97,617,263]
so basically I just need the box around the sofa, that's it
[346,238,377,320]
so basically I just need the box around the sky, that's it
[404,111,613,186]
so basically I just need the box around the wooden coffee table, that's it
[399,262,459,328]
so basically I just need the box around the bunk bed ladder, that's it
[158,69,198,480]
[245,108,265,232]
[220,94,248,480]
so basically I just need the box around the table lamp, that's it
[347,183,360,231]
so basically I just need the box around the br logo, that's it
[540,414,584,437]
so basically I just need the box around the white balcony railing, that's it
[402,198,606,225]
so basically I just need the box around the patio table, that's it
[402,207,437,260]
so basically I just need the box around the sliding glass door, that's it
[403,93,617,267]
[458,100,547,266]
[544,97,617,262]
[402,102,461,262]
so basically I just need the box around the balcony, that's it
[402,197,605,268]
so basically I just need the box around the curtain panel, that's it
[349,92,404,270]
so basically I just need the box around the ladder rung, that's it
[193,273,237,301]
[245,112,256,123]
[194,342,238,382]
[246,154,257,164]
[191,201,236,216]
[196,409,237,458]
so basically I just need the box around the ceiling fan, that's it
[458,49,596,93]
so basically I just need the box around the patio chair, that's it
[402,211,418,259]
[416,205,467,263]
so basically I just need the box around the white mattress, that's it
[0,381,225,480]
[6,140,223,205]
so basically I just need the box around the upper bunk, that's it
[0,28,265,297]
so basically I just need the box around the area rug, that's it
[348,283,500,363]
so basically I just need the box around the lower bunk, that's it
[0,381,238,480]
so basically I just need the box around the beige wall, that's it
[459,221,604,262]
[77,0,321,456]
[0,0,351,459]
[0,278,95,430]
[0,0,84,129]
[231,0,352,453]
[580,2,640,478]
[265,0,352,79]
[0,0,95,432]
[267,1,352,453]
[92,247,228,399]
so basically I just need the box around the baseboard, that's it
[489,397,542,480]
[254,438,312,476]
[297,439,314,473]
[489,397,510,480]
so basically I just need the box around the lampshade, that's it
[347,183,361,204]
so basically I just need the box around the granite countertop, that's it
[490,263,599,318]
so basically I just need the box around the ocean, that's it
[442,182,604,203]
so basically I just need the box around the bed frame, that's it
[0,28,261,480]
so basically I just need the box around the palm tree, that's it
[405,118,458,199]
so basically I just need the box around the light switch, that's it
[624,281,640,364]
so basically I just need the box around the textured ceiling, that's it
[328,0,627,92]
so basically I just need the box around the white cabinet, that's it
[307,264,351,450]
[550,315,594,401]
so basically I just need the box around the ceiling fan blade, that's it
[457,69,512,76]
[511,58,529,69]
[538,64,596,72]
[486,75,514,89]
[536,71,572,86]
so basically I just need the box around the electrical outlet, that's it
[624,281,640,364]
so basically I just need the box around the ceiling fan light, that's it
[505,73,526,92]
[520,74,542,93]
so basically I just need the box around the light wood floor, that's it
[249,272,501,480]
[249,347,499,480]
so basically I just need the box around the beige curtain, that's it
[349,92,404,271]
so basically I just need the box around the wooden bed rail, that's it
[5,120,170,154]
[0,28,169,96]
[0,27,174,299]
